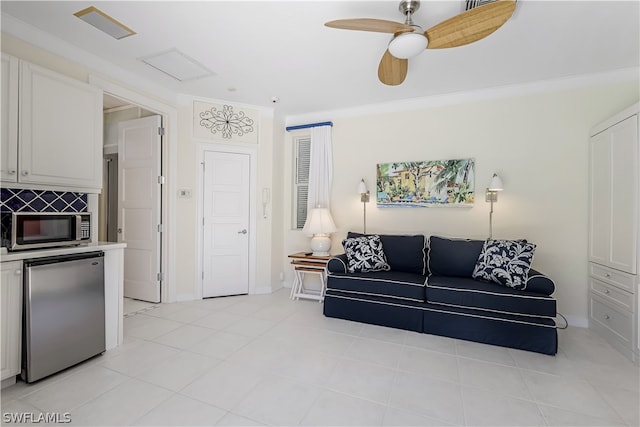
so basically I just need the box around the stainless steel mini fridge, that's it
[23,251,105,383]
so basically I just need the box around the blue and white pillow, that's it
[342,235,391,273]
[472,239,536,290]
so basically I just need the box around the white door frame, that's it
[196,143,257,299]
[89,75,178,303]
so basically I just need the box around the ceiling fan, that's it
[325,0,516,86]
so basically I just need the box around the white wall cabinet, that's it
[1,261,22,387]
[1,54,19,182]
[588,103,639,362]
[0,54,103,193]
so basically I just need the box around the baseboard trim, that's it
[564,315,589,328]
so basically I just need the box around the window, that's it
[293,135,311,229]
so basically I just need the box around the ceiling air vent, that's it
[466,0,498,11]
[140,49,215,82]
[74,6,136,40]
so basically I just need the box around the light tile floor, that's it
[2,289,639,426]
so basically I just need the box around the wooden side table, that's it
[288,252,331,302]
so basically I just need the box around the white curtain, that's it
[306,124,333,212]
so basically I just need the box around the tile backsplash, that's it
[0,188,88,213]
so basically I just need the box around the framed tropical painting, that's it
[376,158,475,207]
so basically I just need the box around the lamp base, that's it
[310,233,331,256]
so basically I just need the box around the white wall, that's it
[284,80,639,325]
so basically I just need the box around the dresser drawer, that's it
[590,277,634,311]
[590,295,633,346]
[590,263,636,293]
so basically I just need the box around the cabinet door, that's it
[1,261,22,382]
[589,115,639,274]
[1,54,19,182]
[19,62,103,190]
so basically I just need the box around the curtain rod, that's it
[285,121,333,132]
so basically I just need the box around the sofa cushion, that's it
[427,236,484,277]
[342,235,390,273]
[327,271,426,302]
[472,239,536,290]
[348,232,426,275]
[426,275,556,318]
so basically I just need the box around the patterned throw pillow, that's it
[472,239,536,290]
[342,235,391,273]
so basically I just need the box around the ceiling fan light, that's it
[388,32,427,59]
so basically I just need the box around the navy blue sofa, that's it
[324,234,558,355]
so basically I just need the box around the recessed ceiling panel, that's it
[140,49,215,82]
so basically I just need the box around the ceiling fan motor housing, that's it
[399,0,421,20]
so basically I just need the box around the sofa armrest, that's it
[527,268,556,296]
[328,254,348,274]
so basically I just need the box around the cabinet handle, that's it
[8,169,16,175]
[21,170,29,176]
[604,272,611,278]
[604,288,611,294]
[604,314,610,320]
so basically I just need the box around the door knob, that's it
[238,229,247,234]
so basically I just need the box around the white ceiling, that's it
[2,1,638,119]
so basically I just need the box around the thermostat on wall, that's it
[178,189,192,199]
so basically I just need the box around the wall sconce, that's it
[357,179,370,234]
[485,173,504,239]
[302,206,337,256]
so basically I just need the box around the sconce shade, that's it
[302,207,337,237]
[357,179,368,194]
[488,173,504,191]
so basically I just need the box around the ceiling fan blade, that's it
[425,0,516,49]
[378,49,408,86]
[325,18,412,34]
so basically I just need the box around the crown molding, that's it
[285,67,640,126]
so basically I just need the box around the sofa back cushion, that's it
[428,236,484,277]
[347,232,426,275]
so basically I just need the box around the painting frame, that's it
[376,158,475,208]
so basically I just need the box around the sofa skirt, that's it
[323,290,557,355]
[323,291,423,333]
[423,306,558,355]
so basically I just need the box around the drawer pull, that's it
[604,314,610,320]
[604,272,611,278]
[604,289,611,294]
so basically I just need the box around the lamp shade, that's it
[302,207,337,237]
[388,32,428,59]
[488,173,504,191]
[357,179,368,194]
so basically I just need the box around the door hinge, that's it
[158,127,165,136]
[158,175,165,185]
[202,271,204,280]
[157,224,163,233]
[157,272,163,282]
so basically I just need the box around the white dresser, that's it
[588,102,639,362]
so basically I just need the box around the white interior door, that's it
[118,116,162,303]
[202,151,250,298]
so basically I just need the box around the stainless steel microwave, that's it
[1,212,91,251]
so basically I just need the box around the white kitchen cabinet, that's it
[1,54,19,182]
[588,103,639,363]
[1,261,22,387]
[0,55,103,192]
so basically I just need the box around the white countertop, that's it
[0,242,126,262]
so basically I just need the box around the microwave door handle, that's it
[75,215,83,241]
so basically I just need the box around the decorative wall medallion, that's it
[193,101,259,143]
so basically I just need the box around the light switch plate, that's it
[178,189,192,199]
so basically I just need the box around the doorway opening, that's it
[100,94,163,304]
